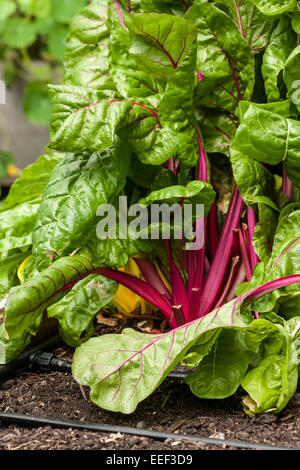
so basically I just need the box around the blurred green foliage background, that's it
[0,0,88,126]
[0,0,88,181]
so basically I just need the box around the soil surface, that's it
[0,320,299,451]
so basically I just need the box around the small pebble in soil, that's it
[136,421,146,429]
[209,432,225,440]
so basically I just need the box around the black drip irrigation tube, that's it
[0,336,297,451]
[0,411,294,451]
[0,334,63,379]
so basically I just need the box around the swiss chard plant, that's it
[1,0,300,416]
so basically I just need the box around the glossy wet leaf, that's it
[3,252,96,356]
[186,2,255,113]
[73,295,249,414]
[262,16,296,102]
[33,141,131,270]
[1,151,65,211]
[185,329,254,399]
[125,12,196,80]
[242,318,299,415]
[63,0,114,89]
[248,0,297,15]
[0,202,40,262]
[48,274,118,347]
[231,101,300,187]
[139,180,215,214]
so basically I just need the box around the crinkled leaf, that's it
[242,318,299,415]
[218,0,275,53]
[33,140,131,270]
[231,101,300,187]
[196,107,237,156]
[86,236,131,269]
[262,16,296,102]
[248,0,297,15]
[3,252,96,357]
[48,274,118,347]
[0,202,40,262]
[185,329,254,399]
[48,85,178,165]
[1,151,66,211]
[231,148,279,211]
[158,42,199,167]
[186,2,255,114]
[72,295,249,414]
[64,0,115,89]
[109,9,163,98]
[125,12,196,80]
[139,180,215,215]
[48,86,130,152]
[247,209,300,313]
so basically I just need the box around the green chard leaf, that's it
[72,295,249,414]
[186,1,255,114]
[241,318,300,415]
[1,252,97,362]
[64,0,115,89]
[48,84,181,166]
[262,16,296,102]
[0,202,39,262]
[283,45,300,106]
[248,0,297,16]
[231,148,279,211]
[33,140,131,270]
[48,274,118,347]
[1,151,66,211]
[139,180,216,215]
[217,0,275,53]
[185,329,254,399]
[0,252,28,299]
[245,208,300,315]
[231,101,300,187]
[125,12,197,81]
[72,277,300,415]
[109,9,163,98]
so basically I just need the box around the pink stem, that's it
[197,186,244,317]
[165,240,189,324]
[245,275,300,304]
[208,200,218,261]
[114,0,127,30]
[214,256,240,309]
[247,207,259,273]
[133,258,172,301]
[226,262,247,302]
[237,228,252,282]
[282,165,294,202]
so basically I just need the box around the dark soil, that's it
[0,321,299,451]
